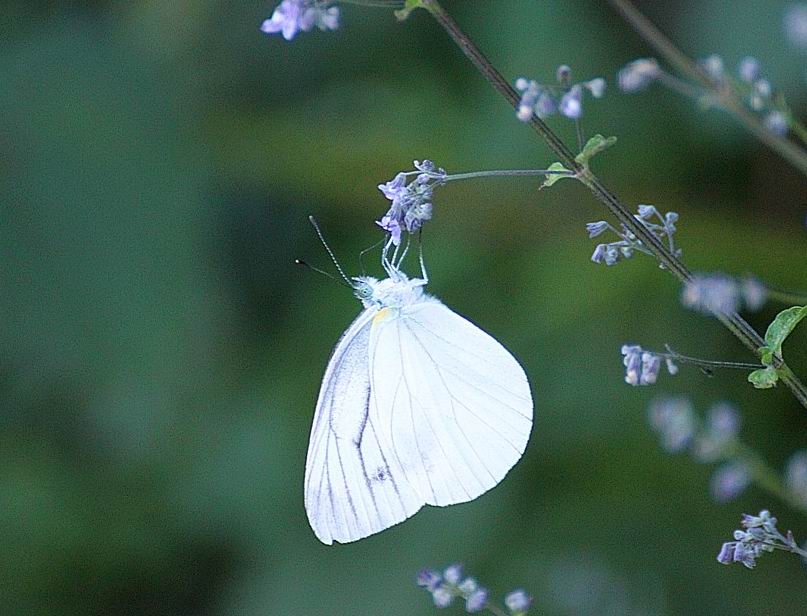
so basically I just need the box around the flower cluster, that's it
[417,565,532,615]
[716,510,806,569]
[587,204,680,267]
[514,65,605,122]
[618,53,793,137]
[377,160,445,245]
[621,345,679,386]
[708,55,790,137]
[647,398,750,502]
[681,273,767,315]
[260,0,339,41]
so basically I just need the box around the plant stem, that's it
[606,0,807,178]
[419,0,807,410]
[444,169,575,182]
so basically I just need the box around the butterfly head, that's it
[352,273,427,309]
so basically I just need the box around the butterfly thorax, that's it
[352,273,429,309]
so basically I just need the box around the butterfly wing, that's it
[304,308,423,544]
[368,300,533,507]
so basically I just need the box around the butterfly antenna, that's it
[308,216,352,285]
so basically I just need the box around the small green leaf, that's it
[758,346,774,366]
[763,305,807,357]
[541,162,573,188]
[748,366,779,389]
[395,0,423,20]
[575,134,618,166]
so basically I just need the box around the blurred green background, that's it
[2,1,807,614]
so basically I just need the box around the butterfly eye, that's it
[353,281,374,301]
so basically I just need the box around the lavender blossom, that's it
[692,402,741,462]
[764,111,789,136]
[682,273,740,314]
[504,589,532,613]
[559,85,583,119]
[647,397,696,453]
[260,0,339,40]
[682,273,768,315]
[588,204,680,267]
[514,67,605,122]
[717,510,805,569]
[710,462,750,502]
[418,564,531,615]
[700,54,725,81]
[465,588,488,613]
[784,3,807,48]
[785,450,807,506]
[617,58,661,92]
[377,160,444,245]
[621,344,679,387]
[737,56,761,83]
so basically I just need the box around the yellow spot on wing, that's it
[373,307,392,325]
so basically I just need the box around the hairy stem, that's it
[419,0,807,409]
[606,0,807,177]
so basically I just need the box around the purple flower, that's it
[738,56,761,82]
[432,586,454,608]
[515,78,541,122]
[377,172,408,202]
[559,85,583,119]
[647,397,695,453]
[717,540,758,569]
[785,3,807,48]
[717,510,796,569]
[622,345,677,387]
[740,277,767,311]
[585,78,606,98]
[682,273,739,314]
[443,564,463,585]
[504,589,532,613]
[376,162,441,245]
[700,54,725,81]
[376,215,402,246]
[586,221,609,238]
[785,450,807,506]
[764,111,789,136]
[261,0,339,41]
[618,58,661,92]
[535,93,557,118]
[465,588,488,613]
[417,569,442,592]
[710,462,750,502]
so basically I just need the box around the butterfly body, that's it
[305,271,533,544]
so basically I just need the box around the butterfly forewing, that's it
[304,308,422,544]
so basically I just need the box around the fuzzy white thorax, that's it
[352,272,430,309]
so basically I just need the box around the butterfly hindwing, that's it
[367,299,533,507]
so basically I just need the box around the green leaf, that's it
[748,366,779,389]
[575,134,617,167]
[541,162,573,188]
[395,0,424,20]
[758,346,774,366]
[763,305,807,357]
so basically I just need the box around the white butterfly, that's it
[304,244,533,544]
